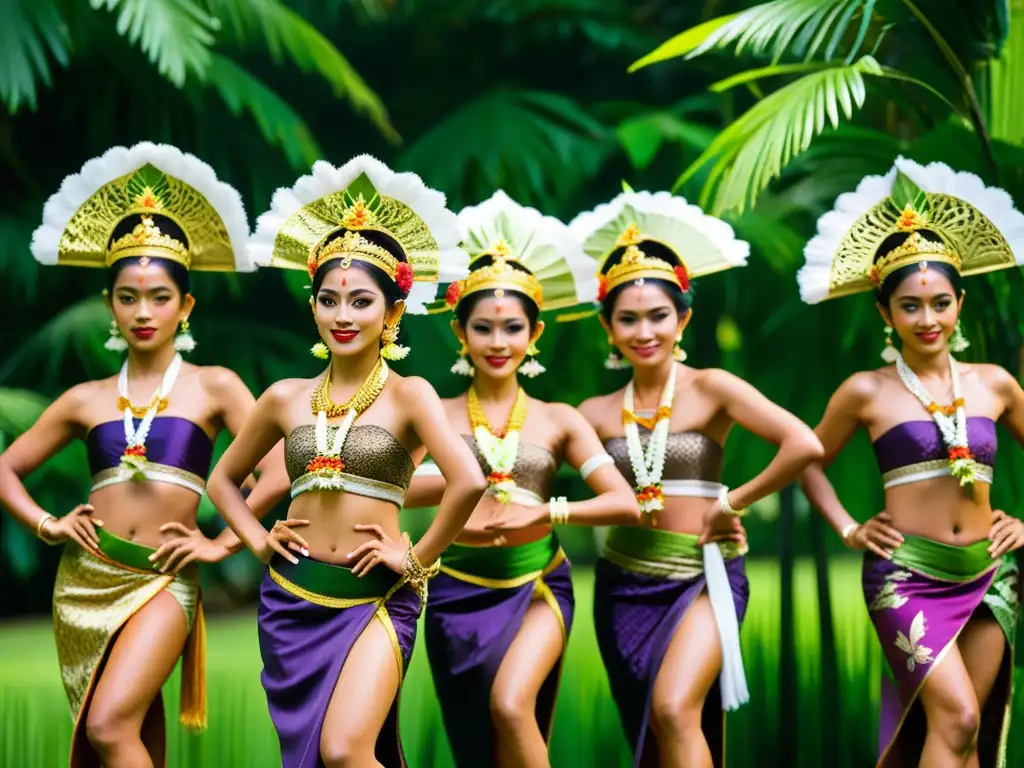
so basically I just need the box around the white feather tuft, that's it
[569,190,749,279]
[458,190,598,307]
[31,142,251,271]
[248,154,467,313]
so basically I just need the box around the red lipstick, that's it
[131,327,156,340]
[331,330,358,344]
[484,356,510,369]
[916,331,941,344]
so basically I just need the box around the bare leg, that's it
[918,642,981,768]
[957,617,1006,768]
[490,600,564,768]
[649,594,723,768]
[84,591,189,768]
[319,613,402,768]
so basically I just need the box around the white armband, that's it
[580,453,614,480]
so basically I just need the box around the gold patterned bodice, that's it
[285,424,414,491]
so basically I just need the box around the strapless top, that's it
[604,426,724,498]
[872,417,996,488]
[86,417,213,495]
[285,424,414,506]
[462,434,558,505]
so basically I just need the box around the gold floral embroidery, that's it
[895,610,935,672]
[869,569,912,613]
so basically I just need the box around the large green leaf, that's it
[631,0,878,71]
[89,0,219,86]
[0,0,69,112]
[399,89,611,210]
[202,54,321,169]
[616,111,717,170]
[679,56,883,214]
[0,295,116,388]
[205,0,397,141]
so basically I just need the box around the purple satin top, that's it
[872,417,997,475]
[86,417,214,478]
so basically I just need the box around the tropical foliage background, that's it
[2,0,1024,765]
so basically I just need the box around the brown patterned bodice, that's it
[285,424,414,490]
[604,427,723,485]
[462,435,558,499]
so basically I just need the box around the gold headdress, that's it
[31,143,251,272]
[446,191,597,312]
[570,191,749,301]
[249,155,468,314]
[799,156,1024,303]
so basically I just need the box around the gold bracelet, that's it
[403,547,437,602]
[36,513,58,544]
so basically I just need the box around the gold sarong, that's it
[52,529,205,764]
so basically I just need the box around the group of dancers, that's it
[0,143,1022,768]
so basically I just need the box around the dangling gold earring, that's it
[310,341,329,359]
[174,317,197,353]
[519,341,545,378]
[451,341,474,376]
[381,321,410,360]
[672,335,687,363]
[880,326,898,363]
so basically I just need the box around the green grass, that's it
[0,560,1019,767]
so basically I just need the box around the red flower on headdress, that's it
[307,254,318,279]
[674,265,690,292]
[395,262,414,295]
[597,275,608,302]
[445,280,463,307]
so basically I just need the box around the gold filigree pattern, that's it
[270,176,440,283]
[58,163,236,271]
[828,193,1016,299]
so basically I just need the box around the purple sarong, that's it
[258,555,420,768]
[424,534,574,766]
[863,534,1019,767]
[594,527,749,768]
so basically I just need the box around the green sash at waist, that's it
[97,527,160,572]
[270,554,399,600]
[443,534,561,581]
[603,526,744,580]
[892,534,998,582]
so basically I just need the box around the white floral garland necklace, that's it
[894,350,976,486]
[118,353,183,477]
[468,385,528,503]
[306,358,390,490]
[623,363,677,514]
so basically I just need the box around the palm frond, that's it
[399,88,610,210]
[202,54,321,169]
[205,0,397,141]
[0,295,117,388]
[679,55,883,215]
[0,213,41,303]
[0,0,69,112]
[630,0,878,72]
[89,0,218,86]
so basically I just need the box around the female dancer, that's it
[570,191,824,768]
[206,155,487,768]
[404,190,638,768]
[0,143,286,767]
[798,157,1024,768]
